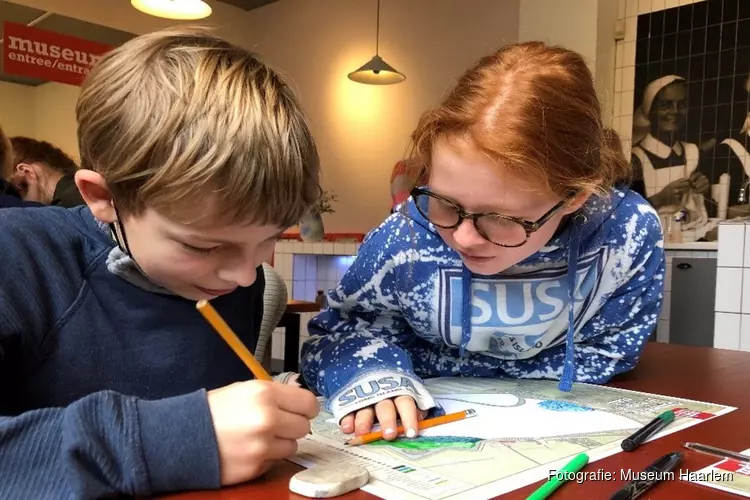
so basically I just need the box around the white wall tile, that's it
[621,91,635,116]
[274,256,285,279]
[715,267,743,313]
[625,15,637,41]
[626,0,639,18]
[743,228,750,268]
[618,0,626,20]
[718,224,746,267]
[344,243,356,255]
[614,92,623,118]
[638,0,651,15]
[621,93,635,119]
[616,42,625,69]
[620,115,634,140]
[657,319,670,343]
[284,280,292,294]
[313,243,323,254]
[665,0,679,8]
[615,67,624,93]
[660,291,671,320]
[623,41,636,68]
[612,116,622,136]
[623,66,635,92]
[743,269,750,314]
[281,254,293,280]
[714,313,741,350]
[651,0,665,12]
[741,315,750,352]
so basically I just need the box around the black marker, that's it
[621,410,675,452]
[610,452,683,500]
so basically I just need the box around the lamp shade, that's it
[348,55,406,85]
[131,0,212,20]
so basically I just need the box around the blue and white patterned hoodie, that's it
[301,187,665,422]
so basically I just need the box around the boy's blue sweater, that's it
[301,188,665,422]
[0,207,265,498]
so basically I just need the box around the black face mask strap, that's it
[109,203,133,257]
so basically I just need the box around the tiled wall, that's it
[616,0,750,197]
[658,247,717,342]
[714,222,750,350]
[615,0,709,155]
[270,241,360,364]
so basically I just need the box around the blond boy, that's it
[0,27,320,498]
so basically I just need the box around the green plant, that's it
[313,189,338,215]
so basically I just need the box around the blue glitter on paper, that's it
[538,400,594,412]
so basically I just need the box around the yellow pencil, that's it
[196,299,273,381]
[345,409,477,446]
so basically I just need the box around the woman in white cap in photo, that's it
[702,72,750,219]
[630,75,710,210]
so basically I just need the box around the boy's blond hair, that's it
[76,26,320,227]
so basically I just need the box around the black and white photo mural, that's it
[631,0,750,242]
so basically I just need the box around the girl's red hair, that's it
[408,41,629,196]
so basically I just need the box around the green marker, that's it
[526,453,589,500]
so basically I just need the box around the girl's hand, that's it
[339,395,427,440]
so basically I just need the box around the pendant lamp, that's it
[348,0,405,85]
[131,0,212,20]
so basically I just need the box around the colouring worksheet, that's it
[289,378,735,500]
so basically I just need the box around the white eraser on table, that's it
[289,464,369,498]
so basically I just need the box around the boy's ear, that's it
[15,162,37,177]
[75,170,116,223]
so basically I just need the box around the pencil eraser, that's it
[289,463,369,498]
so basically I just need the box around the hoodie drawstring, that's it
[558,216,584,392]
[460,265,472,356]
[458,216,583,392]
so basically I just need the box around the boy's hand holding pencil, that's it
[197,300,320,485]
[206,379,319,485]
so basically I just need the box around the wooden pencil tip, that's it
[196,300,208,309]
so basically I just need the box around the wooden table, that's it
[164,343,750,499]
[278,300,321,372]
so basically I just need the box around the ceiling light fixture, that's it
[348,0,405,85]
[131,0,212,20]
